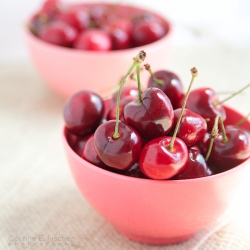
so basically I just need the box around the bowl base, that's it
[116,228,194,245]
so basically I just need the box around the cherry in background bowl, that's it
[62,99,250,245]
[24,3,173,99]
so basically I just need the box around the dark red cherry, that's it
[132,21,167,47]
[94,120,142,170]
[147,69,185,109]
[81,135,108,169]
[197,132,210,156]
[39,21,78,46]
[172,146,214,180]
[111,85,138,105]
[73,134,92,156]
[65,128,91,155]
[139,136,188,180]
[103,19,133,50]
[63,90,105,136]
[186,87,226,131]
[205,126,250,172]
[57,10,90,31]
[173,108,207,147]
[123,87,174,140]
[74,29,112,51]
[123,162,148,178]
[107,95,137,121]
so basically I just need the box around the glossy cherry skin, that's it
[132,21,167,47]
[147,70,185,109]
[186,87,226,132]
[205,126,250,172]
[173,108,207,147]
[74,29,112,51]
[94,120,142,170]
[111,85,138,106]
[57,10,91,32]
[139,136,188,180]
[107,95,137,122]
[63,90,105,136]
[81,135,108,169]
[123,87,174,140]
[171,146,214,180]
[39,21,78,47]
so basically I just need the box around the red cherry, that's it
[63,90,105,136]
[57,10,90,31]
[103,19,133,50]
[73,135,92,156]
[111,85,138,105]
[139,136,188,180]
[205,125,250,172]
[123,87,174,140]
[132,21,167,47]
[39,21,78,47]
[171,146,214,180]
[65,128,91,156]
[94,120,142,170]
[186,87,226,131]
[94,51,146,170]
[107,95,137,121]
[146,67,185,109]
[173,108,207,147]
[74,29,112,51]
[81,135,108,169]
[139,67,198,180]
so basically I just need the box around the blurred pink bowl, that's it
[24,4,173,99]
[62,102,250,245]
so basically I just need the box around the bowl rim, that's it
[62,104,250,184]
[24,2,173,57]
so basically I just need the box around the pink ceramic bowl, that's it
[62,102,250,245]
[24,3,173,99]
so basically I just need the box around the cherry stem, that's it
[168,67,198,151]
[205,115,228,161]
[136,64,143,103]
[235,111,250,127]
[144,63,164,85]
[214,83,250,107]
[113,51,146,139]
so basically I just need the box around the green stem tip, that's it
[112,51,146,139]
[144,63,164,85]
[168,67,198,151]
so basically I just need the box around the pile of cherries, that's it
[29,0,169,50]
[64,50,250,180]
